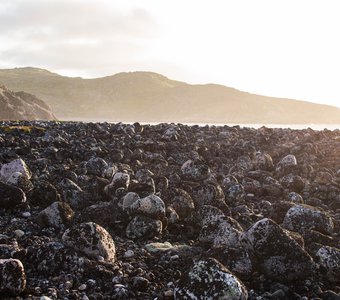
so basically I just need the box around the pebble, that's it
[14,229,25,238]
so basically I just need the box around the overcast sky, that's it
[1,0,340,108]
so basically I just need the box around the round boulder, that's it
[62,222,116,263]
[283,204,334,235]
[174,258,248,300]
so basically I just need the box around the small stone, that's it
[40,296,53,300]
[78,283,87,291]
[22,212,31,218]
[14,229,25,238]
[124,250,135,258]
[164,289,174,298]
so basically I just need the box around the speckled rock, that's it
[282,204,334,235]
[191,182,227,212]
[0,158,31,182]
[58,178,88,209]
[62,222,116,263]
[0,181,26,208]
[315,245,340,282]
[126,215,162,240]
[122,192,140,211]
[276,154,297,172]
[37,201,74,228]
[286,192,304,204]
[85,157,108,177]
[0,258,26,295]
[198,205,226,226]
[174,258,248,300]
[128,194,165,220]
[180,159,211,181]
[240,218,314,281]
[280,173,304,192]
[104,172,130,195]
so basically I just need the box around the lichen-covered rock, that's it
[37,201,74,228]
[174,258,248,300]
[128,194,165,220]
[62,222,116,263]
[240,218,314,281]
[0,158,32,182]
[181,159,211,181]
[198,205,226,227]
[85,157,108,177]
[0,181,26,208]
[315,245,340,282]
[126,215,162,240]
[0,259,26,295]
[283,204,334,235]
[191,182,227,212]
[212,217,244,250]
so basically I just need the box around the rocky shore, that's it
[0,121,339,300]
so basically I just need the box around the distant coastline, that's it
[60,117,340,131]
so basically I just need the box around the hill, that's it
[0,67,339,124]
[0,84,56,121]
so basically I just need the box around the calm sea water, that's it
[62,118,340,131]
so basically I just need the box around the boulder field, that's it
[0,121,339,299]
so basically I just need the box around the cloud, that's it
[0,0,157,75]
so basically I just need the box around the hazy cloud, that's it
[0,0,157,76]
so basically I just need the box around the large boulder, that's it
[174,258,248,300]
[62,222,116,263]
[241,218,314,281]
[282,204,334,235]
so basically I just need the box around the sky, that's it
[0,0,340,109]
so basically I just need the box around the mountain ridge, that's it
[0,84,56,121]
[0,67,339,124]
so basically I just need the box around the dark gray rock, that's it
[0,181,26,208]
[126,215,162,240]
[0,258,26,295]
